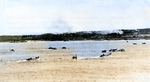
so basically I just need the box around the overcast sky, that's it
[0,0,150,35]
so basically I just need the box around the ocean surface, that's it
[0,40,149,62]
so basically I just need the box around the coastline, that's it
[0,44,150,82]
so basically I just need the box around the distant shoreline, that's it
[1,29,150,42]
[0,39,149,43]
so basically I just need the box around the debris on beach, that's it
[72,54,77,59]
[26,56,40,61]
[16,56,40,62]
[62,47,67,49]
[109,48,125,52]
[117,49,125,52]
[100,48,125,58]
[100,52,111,57]
[48,47,57,50]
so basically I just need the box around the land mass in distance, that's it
[1,28,150,42]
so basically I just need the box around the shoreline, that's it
[0,39,149,42]
[0,44,150,82]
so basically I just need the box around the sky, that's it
[0,0,150,35]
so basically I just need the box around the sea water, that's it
[0,40,149,63]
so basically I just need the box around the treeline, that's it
[0,36,23,42]
[138,28,150,34]
[0,32,122,42]
[21,32,104,41]
[21,31,127,41]
[0,29,150,42]
[0,32,127,42]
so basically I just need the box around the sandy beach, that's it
[0,43,150,82]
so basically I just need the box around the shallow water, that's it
[0,40,149,62]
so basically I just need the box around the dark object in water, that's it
[48,47,57,50]
[142,42,146,44]
[62,47,67,49]
[26,58,32,61]
[72,54,77,59]
[109,49,117,52]
[10,49,15,52]
[102,50,107,53]
[133,43,137,45]
[26,56,39,61]
[100,54,105,57]
[100,53,111,57]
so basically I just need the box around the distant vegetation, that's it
[0,28,150,42]
[138,28,150,34]
[0,36,23,42]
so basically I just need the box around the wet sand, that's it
[0,44,150,82]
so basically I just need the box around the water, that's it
[0,40,149,62]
